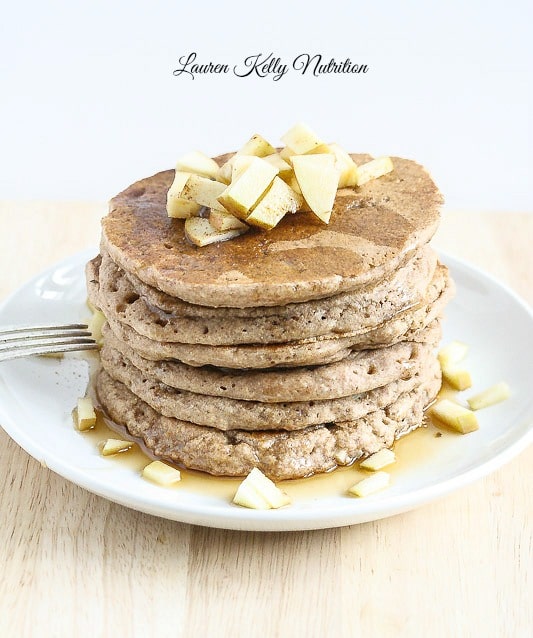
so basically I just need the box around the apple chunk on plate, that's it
[142,461,181,486]
[292,154,339,223]
[76,397,96,431]
[431,399,479,434]
[233,468,291,510]
[348,472,390,497]
[467,382,511,410]
[246,177,303,230]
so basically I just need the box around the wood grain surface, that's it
[0,202,531,638]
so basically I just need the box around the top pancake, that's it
[102,153,443,307]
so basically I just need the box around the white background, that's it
[1,0,531,211]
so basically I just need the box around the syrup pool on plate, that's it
[77,383,459,504]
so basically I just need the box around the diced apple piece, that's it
[142,460,181,486]
[232,468,291,510]
[279,146,299,164]
[246,177,303,230]
[306,143,333,155]
[176,151,220,179]
[431,399,479,434]
[167,171,203,218]
[438,341,469,369]
[328,143,358,187]
[360,448,396,471]
[284,173,312,211]
[285,173,301,193]
[292,154,339,223]
[218,134,276,184]
[356,156,394,186]
[238,133,276,158]
[217,160,234,185]
[167,172,201,217]
[218,157,278,219]
[438,341,472,390]
[467,382,511,411]
[442,367,473,391]
[281,123,324,154]
[263,154,293,180]
[76,396,96,431]
[167,196,202,219]
[254,476,290,509]
[101,438,134,456]
[167,170,190,195]
[232,481,270,509]
[88,310,105,346]
[348,471,390,497]
[184,217,248,247]
[209,209,248,231]
[231,155,255,182]
[177,174,227,211]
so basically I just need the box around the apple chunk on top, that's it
[166,123,395,244]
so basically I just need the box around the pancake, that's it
[100,263,451,368]
[99,343,439,430]
[88,244,438,346]
[89,149,451,481]
[93,244,436,321]
[101,153,443,307]
[96,368,441,480]
[102,325,439,402]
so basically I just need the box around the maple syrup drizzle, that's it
[77,383,458,502]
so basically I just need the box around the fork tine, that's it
[0,323,98,362]
[0,341,99,362]
[0,323,89,334]
[0,324,91,342]
[0,335,95,349]
[0,330,93,343]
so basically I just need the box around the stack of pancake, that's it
[87,154,453,480]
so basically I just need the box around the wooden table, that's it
[1,203,531,638]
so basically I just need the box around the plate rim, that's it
[0,247,532,531]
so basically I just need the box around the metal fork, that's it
[0,324,98,362]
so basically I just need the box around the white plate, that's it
[0,249,532,531]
